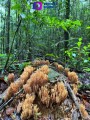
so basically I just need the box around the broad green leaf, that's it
[48,68,60,82]
[73,20,81,26]
[45,53,56,58]
[84,60,88,63]
[86,26,90,29]
[11,4,21,10]
[79,37,82,41]
[77,41,82,47]
[4,76,8,82]
[72,53,76,57]
[83,46,87,50]
[20,13,26,18]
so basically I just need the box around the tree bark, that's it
[64,0,70,60]
[6,0,11,53]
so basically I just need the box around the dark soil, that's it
[78,72,90,84]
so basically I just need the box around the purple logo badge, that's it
[33,2,42,10]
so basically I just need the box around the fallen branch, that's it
[0,88,23,111]
[63,78,79,109]
[60,74,90,119]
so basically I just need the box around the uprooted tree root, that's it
[0,60,90,120]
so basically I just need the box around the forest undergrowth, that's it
[0,60,90,120]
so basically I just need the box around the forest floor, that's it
[0,61,90,120]
[78,72,90,84]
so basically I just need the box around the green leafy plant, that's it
[0,54,7,68]
[9,61,31,73]
[79,84,90,90]
[45,53,59,60]
[65,38,90,71]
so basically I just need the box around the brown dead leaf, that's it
[6,107,15,115]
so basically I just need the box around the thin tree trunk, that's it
[64,0,70,60]
[4,18,22,70]
[6,0,11,53]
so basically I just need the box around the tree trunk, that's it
[6,0,11,54]
[64,0,70,60]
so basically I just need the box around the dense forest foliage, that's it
[0,0,90,72]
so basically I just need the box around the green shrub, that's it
[65,38,90,71]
